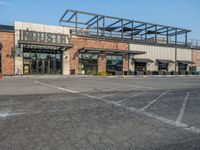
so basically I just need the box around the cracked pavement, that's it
[0,76,200,150]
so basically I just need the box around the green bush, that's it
[98,72,107,76]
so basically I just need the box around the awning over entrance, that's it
[18,41,73,51]
[133,58,154,63]
[78,48,146,55]
[156,59,174,64]
[176,60,193,64]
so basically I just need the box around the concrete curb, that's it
[1,75,200,80]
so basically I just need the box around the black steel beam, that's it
[60,9,191,32]
[87,17,103,28]
[159,28,175,34]
[133,23,146,29]
[62,20,86,25]
[59,10,68,23]
[86,16,97,25]
[168,30,187,36]
[106,19,122,28]
[67,12,76,22]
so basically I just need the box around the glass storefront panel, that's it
[106,55,123,75]
[79,53,98,75]
[135,62,146,71]
[23,49,62,75]
[158,63,168,72]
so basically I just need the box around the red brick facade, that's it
[192,49,200,67]
[0,31,15,75]
[69,37,129,75]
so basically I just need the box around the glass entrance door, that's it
[23,49,62,75]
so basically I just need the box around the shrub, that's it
[98,72,107,76]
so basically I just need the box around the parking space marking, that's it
[138,90,170,112]
[99,86,140,98]
[117,91,146,103]
[83,79,157,90]
[33,81,200,134]
[33,81,78,93]
[176,92,190,125]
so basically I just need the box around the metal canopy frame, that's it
[60,9,191,47]
[78,48,146,55]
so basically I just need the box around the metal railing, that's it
[70,29,191,48]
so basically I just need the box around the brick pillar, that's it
[98,54,106,73]
[0,32,15,76]
[123,55,129,73]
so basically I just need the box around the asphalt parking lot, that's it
[0,76,200,150]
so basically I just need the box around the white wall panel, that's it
[130,44,175,71]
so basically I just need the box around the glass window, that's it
[135,62,146,71]
[79,53,98,75]
[178,63,187,71]
[158,63,168,71]
[106,55,123,75]
[23,52,30,59]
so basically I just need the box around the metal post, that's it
[155,25,157,44]
[103,17,105,36]
[145,24,147,42]
[175,28,178,46]
[121,20,123,39]
[167,27,169,45]
[75,12,78,34]
[132,21,134,40]
[97,16,99,37]
[175,29,178,72]
[185,32,188,47]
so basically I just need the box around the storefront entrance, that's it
[23,49,62,75]
[79,54,98,75]
[106,55,123,75]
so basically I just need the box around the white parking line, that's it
[176,92,190,125]
[138,90,170,112]
[118,91,146,103]
[83,79,157,90]
[33,81,200,134]
[33,81,78,93]
[98,86,140,99]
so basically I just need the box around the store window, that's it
[135,62,146,72]
[178,63,187,71]
[79,53,98,75]
[158,63,168,72]
[23,49,62,75]
[106,55,123,75]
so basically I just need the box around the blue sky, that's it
[0,0,200,39]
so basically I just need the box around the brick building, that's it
[0,25,15,76]
[0,10,200,76]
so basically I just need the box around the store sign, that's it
[20,30,70,45]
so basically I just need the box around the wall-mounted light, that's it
[65,56,68,60]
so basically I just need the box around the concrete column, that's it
[123,55,129,73]
[62,50,70,75]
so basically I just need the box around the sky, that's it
[0,0,200,40]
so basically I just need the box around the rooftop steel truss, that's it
[60,9,191,48]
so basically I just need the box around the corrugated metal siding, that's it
[177,48,192,61]
[130,44,175,71]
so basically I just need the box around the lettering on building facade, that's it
[19,30,71,45]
